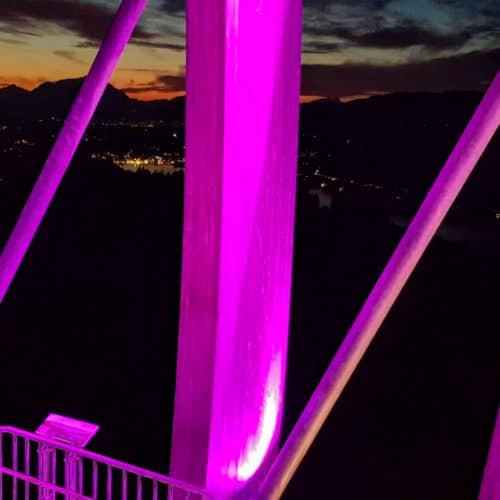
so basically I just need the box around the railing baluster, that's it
[122,470,127,500]
[106,466,112,500]
[0,433,3,500]
[13,435,18,500]
[78,458,83,495]
[152,480,158,500]
[37,443,51,500]
[24,438,30,500]
[65,451,81,500]
[64,451,70,499]
[51,448,56,485]
[91,462,97,500]
[136,476,142,500]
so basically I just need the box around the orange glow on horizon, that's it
[120,91,382,103]
[121,89,185,101]
[340,92,389,102]
[1,76,53,91]
[340,94,367,102]
[300,95,324,103]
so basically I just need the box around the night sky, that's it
[0,0,499,100]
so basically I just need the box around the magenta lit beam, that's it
[479,405,500,499]
[170,0,302,497]
[0,0,148,303]
[258,70,500,500]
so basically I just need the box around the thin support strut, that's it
[0,0,148,302]
[258,70,500,499]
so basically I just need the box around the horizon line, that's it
[0,77,485,104]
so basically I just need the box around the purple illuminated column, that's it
[170,0,302,497]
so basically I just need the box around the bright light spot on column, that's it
[227,356,281,481]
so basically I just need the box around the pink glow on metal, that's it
[170,0,302,497]
[258,70,500,499]
[0,0,147,303]
[226,355,282,482]
[479,406,500,500]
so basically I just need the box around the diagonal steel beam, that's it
[258,69,500,499]
[479,405,500,500]
[0,0,148,302]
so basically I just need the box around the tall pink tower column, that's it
[170,0,302,497]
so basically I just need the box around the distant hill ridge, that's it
[0,78,183,123]
[0,84,30,100]
[0,77,482,125]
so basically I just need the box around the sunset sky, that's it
[0,0,499,101]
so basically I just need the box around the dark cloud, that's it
[156,74,185,90]
[122,73,185,95]
[0,36,25,45]
[132,40,185,51]
[304,21,481,53]
[479,5,500,19]
[159,0,185,14]
[303,40,343,54]
[0,0,179,50]
[301,47,500,97]
[53,49,84,64]
[75,39,183,51]
[303,0,499,54]
[336,24,474,50]
[74,40,99,49]
[305,0,391,9]
[1,1,127,42]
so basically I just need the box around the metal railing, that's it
[0,427,212,499]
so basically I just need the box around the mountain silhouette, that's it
[0,78,184,123]
[0,84,29,100]
[0,77,485,130]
